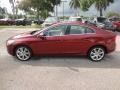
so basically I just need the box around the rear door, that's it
[59,25,96,54]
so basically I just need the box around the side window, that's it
[69,25,86,34]
[43,25,67,36]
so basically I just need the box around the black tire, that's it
[15,46,32,61]
[88,46,105,62]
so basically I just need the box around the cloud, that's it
[0,0,11,12]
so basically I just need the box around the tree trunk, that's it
[11,2,15,19]
[37,9,40,19]
[15,6,18,19]
[100,8,103,16]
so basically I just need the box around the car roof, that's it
[51,21,100,32]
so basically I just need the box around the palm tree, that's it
[69,0,81,9]
[69,0,81,15]
[69,0,114,16]
[94,0,114,16]
[69,0,94,13]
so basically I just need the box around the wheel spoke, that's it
[16,47,31,61]
[24,53,29,58]
[90,47,105,61]
[19,48,24,52]
[91,52,95,56]
[20,55,24,60]
[91,55,97,60]
[96,55,99,60]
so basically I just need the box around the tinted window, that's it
[69,25,85,34]
[43,25,67,36]
[69,25,94,35]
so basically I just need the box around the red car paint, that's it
[6,21,116,57]
[112,21,120,31]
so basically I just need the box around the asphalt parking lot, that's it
[0,28,120,90]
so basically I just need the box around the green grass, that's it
[0,24,41,28]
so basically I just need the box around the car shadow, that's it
[12,51,120,69]
[1,29,120,73]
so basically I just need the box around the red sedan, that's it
[6,21,116,61]
[112,21,120,31]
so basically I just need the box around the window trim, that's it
[42,24,69,37]
[85,27,96,34]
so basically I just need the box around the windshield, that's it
[32,25,53,35]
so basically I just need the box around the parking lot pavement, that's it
[0,28,120,90]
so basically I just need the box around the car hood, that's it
[11,33,33,39]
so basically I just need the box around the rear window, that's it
[69,25,85,34]
[69,25,95,35]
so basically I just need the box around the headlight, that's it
[7,40,14,45]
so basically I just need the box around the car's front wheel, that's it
[88,46,105,62]
[15,46,32,61]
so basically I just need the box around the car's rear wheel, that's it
[15,46,32,61]
[88,46,105,62]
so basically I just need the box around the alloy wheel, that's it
[15,46,31,61]
[89,47,105,61]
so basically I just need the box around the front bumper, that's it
[6,40,15,56]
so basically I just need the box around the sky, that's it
[0,0,120,16]
[0,0,11,11]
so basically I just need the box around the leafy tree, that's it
[9,0,16,19]
[18,0,61,19]
[18,0,32,13]
[9,0,19,19]
[80,0,94,11]
[106,12,120,18]
[0,7,7,19]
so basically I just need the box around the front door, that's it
[33,24,68,55]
